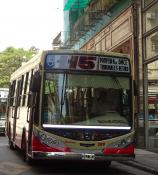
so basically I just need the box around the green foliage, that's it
[0,47,38,87]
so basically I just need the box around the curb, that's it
[119,161,158,175]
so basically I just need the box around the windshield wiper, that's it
[60,73,67,117]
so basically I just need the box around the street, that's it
[0,135,155,175]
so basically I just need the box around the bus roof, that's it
[10,49,130,81]
[42,49,130,58]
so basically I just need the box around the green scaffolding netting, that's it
[64,0,90,10]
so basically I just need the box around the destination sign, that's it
[45,54,130,73]
[99,57,130,73]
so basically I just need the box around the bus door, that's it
[27,93,35,150]
[27,71,41,150]
[12,79,21,142]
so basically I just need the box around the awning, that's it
[64,0,90,11]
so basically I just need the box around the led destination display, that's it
[99,57,130,73]
[45,54,130,73]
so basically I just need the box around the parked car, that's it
[0,88,9,135]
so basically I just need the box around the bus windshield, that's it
[42,73,131,127]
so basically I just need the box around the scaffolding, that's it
[64,0,90,11]
[63,0,120,47]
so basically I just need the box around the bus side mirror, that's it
[30,71,41,92]
[133,80,137,96]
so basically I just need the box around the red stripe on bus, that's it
[103,144,135,155]
[32,135,71,152]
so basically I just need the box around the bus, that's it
[6,50,135,166]
[0,88,9,135]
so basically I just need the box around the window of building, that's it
[101,38,105,51]
[105,34,111,49]
[95,42,101,51]
[146,31,158,59]
[145,2,158,32]
[144,0,155,7]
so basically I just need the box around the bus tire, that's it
[8,126,15,150]
[9,139,14,150]
[24,148,33,165]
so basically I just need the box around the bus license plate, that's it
[82,153,95,160]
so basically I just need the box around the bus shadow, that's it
[31,160,110,174]
[29,160,133,175]
[5,145,133,175]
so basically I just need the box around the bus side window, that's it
[16,78,23,107]
[30,71,41,93]
[9,80,16,106]
[19,75,24,106]
[26,70,33,107]
[22,72,29,106]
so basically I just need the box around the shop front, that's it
[143,61,158,152]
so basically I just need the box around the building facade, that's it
[58,0,158,152]
[138,0,158,152]
[63,0,137,80]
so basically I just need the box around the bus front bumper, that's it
[32,151,135,161]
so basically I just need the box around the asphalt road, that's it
[0,135,155,175]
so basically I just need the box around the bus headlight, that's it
[46,136,59,146]
[38,131,65,148]
[39,132,47,142]
[108,135,134,148]
[103,135,135,155]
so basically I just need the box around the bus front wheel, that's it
[9,139,14,150]
[8,126,15,150]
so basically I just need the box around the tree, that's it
[0,47,38,87]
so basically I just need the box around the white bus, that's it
[0,88,9,135]
[6,50,136,166]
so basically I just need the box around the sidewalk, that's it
[120,149,158,174]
